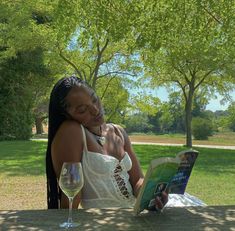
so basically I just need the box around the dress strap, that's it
[80,124,88,153]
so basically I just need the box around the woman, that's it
[46,76,168,210]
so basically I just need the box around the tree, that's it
[124,113,153,133]
[192,117,213,140]
[158,103,174,133]
[166,92,185,133]
[0,1,60,137]
[0,0,55,62]
[141,0,235,147]
[49,0,144,121]
[227,102,235,132]
[0,48,51,140]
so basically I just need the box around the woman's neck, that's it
[87,123,106,136]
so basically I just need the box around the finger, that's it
[155,196,164,210]
[161,191,169,205]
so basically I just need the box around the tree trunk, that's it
[185,92,194,147]
[35,117,44,134]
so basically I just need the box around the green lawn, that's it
[0,140,235,209]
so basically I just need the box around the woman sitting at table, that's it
[46,76,205,210]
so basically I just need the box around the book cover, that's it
[133,149,199,215]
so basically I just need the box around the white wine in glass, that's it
[59,162,84,228]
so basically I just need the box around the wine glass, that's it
[59,162,84,228]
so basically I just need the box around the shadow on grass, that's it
[0,140,47,176]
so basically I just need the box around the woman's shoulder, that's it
[54,120,83,142]
[51,120,84,176]
[60,120,82,129]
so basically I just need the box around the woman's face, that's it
[65,85,104,128]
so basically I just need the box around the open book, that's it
[133,149,199,215]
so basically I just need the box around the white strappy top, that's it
[80,125,136,208]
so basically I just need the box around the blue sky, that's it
[154,87,235,112]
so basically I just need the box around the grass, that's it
[0,140,47,210]
[0,139,235,209]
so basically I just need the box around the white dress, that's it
[80,125,136,208]
[80,125,206,209]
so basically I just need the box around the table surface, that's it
[0,206,235,231]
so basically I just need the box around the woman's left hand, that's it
[154,191,169,211]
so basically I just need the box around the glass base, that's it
[59,222,80,228]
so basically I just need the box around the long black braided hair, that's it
[46,76,86,209]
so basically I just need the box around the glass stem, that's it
[67,197,74,225]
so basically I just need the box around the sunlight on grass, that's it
[0,139,235,209]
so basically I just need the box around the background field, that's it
[0,134,235,210]
[129,131,235,146]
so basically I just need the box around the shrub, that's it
[0,99,33,140]
[192,117,213,140]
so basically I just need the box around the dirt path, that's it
[131,141,235,150]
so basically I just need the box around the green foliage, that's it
[0,48,51,140]
[0,0,55,62]
[1,0,235,141]
[124,113,153,133]
[146,92,185,134]
[227,102,235,132]
[96,77,130,124]
[0,108,33,141]
[192,117,213,140]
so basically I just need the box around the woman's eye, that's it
[76,106,87,114]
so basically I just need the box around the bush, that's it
[0,99,33,141]
[192,117,213,140]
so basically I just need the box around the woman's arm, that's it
[51,120,83,208]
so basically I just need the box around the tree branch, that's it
[58,46,83,79]
[195,70,214,89]
[91,39,110,88]
[100,76,116,100]
[175,79,188,101]
[98,71,136,79]
[201,5,222,24]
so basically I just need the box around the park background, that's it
[0,0,235,210]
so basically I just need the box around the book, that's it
[133,149,199,215]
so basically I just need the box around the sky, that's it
[154,87,235,112]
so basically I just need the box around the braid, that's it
[46,76,85,209]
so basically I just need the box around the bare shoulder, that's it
[59,120,82,133]
[52,120,84,177]
[53,120,83,150]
